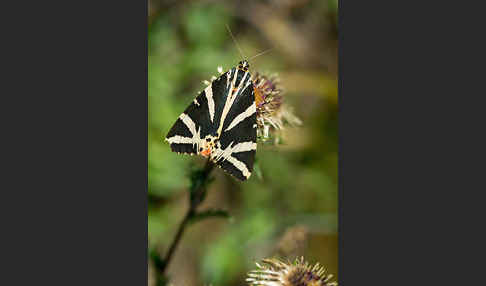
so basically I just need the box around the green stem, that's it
[158,159,215,275]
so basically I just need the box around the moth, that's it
[165,60,257,181]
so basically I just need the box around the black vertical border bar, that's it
[143,0,149,283]
[338,1,468,285]
[1,0,148,284]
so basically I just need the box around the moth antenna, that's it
[249,48,273,61]
[226,24,246,60]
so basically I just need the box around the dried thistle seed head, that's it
[252,72,302,144]
[246,257,337,286]
[253,72,283,114]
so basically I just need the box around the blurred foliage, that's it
[148,1,338,285]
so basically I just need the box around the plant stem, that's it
[159,207,191,274]
[159,159,215,275]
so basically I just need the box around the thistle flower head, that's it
[252,72,302,143]
[246,257,337,286]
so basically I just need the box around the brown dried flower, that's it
[246,257,337,286]
[252,72,302,143]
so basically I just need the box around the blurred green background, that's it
[148,1,338,285]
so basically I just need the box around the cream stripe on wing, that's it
[226,69,233,89]
[178,113,202,150]
[217,70,239,136]
[232,141,257,153]
[204,85,215,123]
[239,78,252,97]
[212,141,255,162]
[234,71,250,98]
[224,103,256,132]
[179,113,197,136]
[165,135,195,144]
[213,141,234,162]
[226,156,251,179]
[217,71,249,136]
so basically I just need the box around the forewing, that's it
[213,71,257,181]
[165,66,257,181]
[165,70,232,154]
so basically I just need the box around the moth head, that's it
[238,60,250,72]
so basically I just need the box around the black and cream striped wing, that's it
[165,65,257,181]
[165,70,231,155]
[165,91,212,155]
[212,67,257,181]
